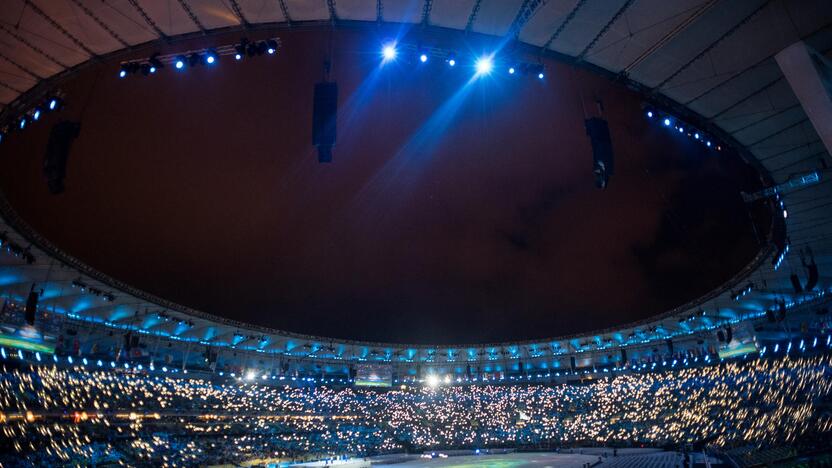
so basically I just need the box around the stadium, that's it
[1,0,832,466]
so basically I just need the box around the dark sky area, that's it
[0,28,768,344]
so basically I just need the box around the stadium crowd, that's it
[1,352,831,466]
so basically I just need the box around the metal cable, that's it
[577,0,635,60]
[67,0,129,47]
[0,23,67,68]
[541,0,589,50]
[125,0,167,39]
[654,0,771,90]
[24,0,96,57]
[176,0,206,32]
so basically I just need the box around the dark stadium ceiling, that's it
[0,0,831,353]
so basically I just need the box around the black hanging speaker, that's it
[805,263,819,291]
[312,81,338,163]
[584,117,615,189]
[25,288,39,326]
[620,348,627,364]
[790,274,803,293]
[43,121,81,194]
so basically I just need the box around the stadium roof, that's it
[0,0,831,363]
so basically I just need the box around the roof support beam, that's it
[125,0,167,39]
[421,0,433,26]
[729,103,802,135]
[464,0,482,33]
[653,1,771,91]
[176,0,206,33]
[508,0,545,39]
[277,0,293,24]
[227,0,250,27]
[576,0,635,61]
[709,76,783,121]
[23,0,96,57]
[0,80,24,94]
[621,0,718,76]
[326,0,338,23]
[541,0,589,51]
[746,117,809,148]
[67,0,129,48]
[0,23,67,68]
[0,51,42,80]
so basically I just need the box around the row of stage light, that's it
[0,96,64,145]
[118,37,281,78]
[379,42,546,79]
[117,39,545,81]
[644,106,723,152]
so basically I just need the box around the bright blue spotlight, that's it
[509,67,516,74]
[663,118,671,126]
[448,58,456,67]
[175,60,184,69]
[706,141,712,147]
[267,47,275,55]
[119,69,127,78]
[678,127,683,133]
[49,99,58,110]
[420,53,428,63]
[206,55,216,64]
[149,66,156,74]
[646,111,653,118]
[33,109,41,121]
[382,44,397,62]
[694,133,700,139]
[19,118,26,130]
[475,56,494,76]
[538,72,544,79]
[235,53,242,60]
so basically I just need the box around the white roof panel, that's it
[336,0,377,22]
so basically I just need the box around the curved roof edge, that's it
[0,23,782,358]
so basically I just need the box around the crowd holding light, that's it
[1,351,831,466]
